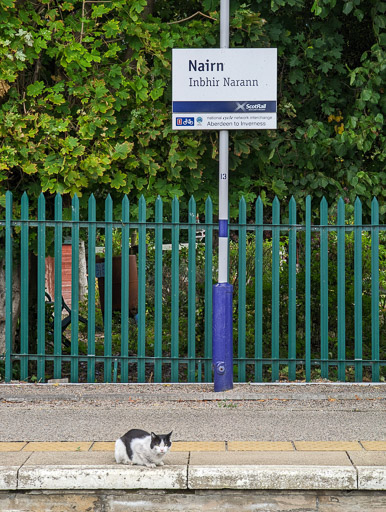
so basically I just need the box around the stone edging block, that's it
[357,466,386,490]
[1,463,385,491]
[187,465,357,490]
[0,468,18,490]
[17,465,187,490]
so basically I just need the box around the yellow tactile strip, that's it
[92,442,115,451]
[361,441,386,451]
[294,441,362,451]
[22,442,92,452]
[171,442,225,452]
[0,440,384,452]
[0,442,26,452]
[228,441,293,451]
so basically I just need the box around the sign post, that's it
[172,1,277,391]
[213,0,232,392]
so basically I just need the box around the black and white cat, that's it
[115,429,172,467]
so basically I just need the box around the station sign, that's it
[172,48,277,130]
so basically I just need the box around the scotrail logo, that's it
[176,117,194,126]
[235,102,267,112]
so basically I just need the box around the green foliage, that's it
[0,0,384,221]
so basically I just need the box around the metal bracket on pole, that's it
[213,0,233,392]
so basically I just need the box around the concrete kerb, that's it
[1,450,385,491]
[0,453,32,491]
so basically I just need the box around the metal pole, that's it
[213,0,233,392]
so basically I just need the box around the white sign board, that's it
[172,48,277,130]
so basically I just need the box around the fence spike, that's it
[305,196,311,381]
[271,195,280,381]
[238,195,247,382]
[337,196,346,381]
[320,195,329,379]
[320,196,328,210]
[154,194,163,383]
[5,191,13,382]
[104,194,113,382]
[137,194,146,382]
[87,193,96,383]
[254,194,263,382]
[20,191,29,381]
[171,195,180,382]
[37,192,46,382]
[354,195,363,382]
[53,192,63,379]
[371,196,380,382]
[71,191,80,382]
[204,194,213,382]
[188,194,196,382]
[288,194,297,381]
[120,193,130,383]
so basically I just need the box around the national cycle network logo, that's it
[176,117,194,126]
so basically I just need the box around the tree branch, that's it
[168,11,217,25]
[80,0,86,43]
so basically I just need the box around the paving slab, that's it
[348,451,386,490]
[189,450,353,466]
[18,452,189,490]
[348,451,386,466]
[0,452,31,490]
[23,450,188,466]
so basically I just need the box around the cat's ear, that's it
[151,432,157,440]
[167,431,173,438]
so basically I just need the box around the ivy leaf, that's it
[343,1,353,15]
[307,124,318,138]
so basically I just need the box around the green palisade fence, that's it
[1,192,385,383]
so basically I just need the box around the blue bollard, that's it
[212,283,233,391]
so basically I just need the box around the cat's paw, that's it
[145,463,156,468]
[156,461,165,466]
